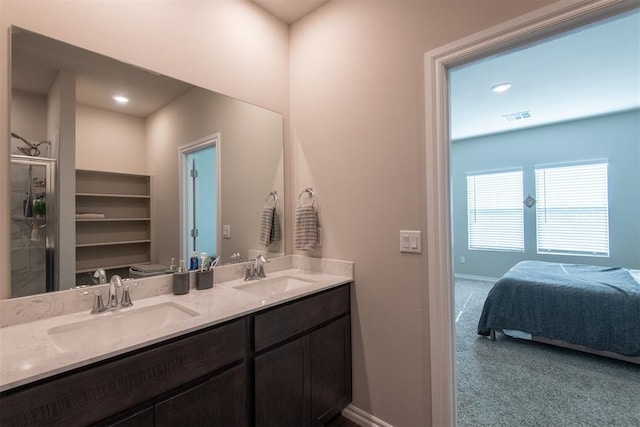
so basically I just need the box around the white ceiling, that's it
[252,0,329,24]
[450,9,640,140]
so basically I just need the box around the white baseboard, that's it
[454,273,498,283]
[342,404,393,427]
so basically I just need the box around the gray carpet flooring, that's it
[455,278,640,426]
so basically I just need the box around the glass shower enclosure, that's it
[10,155,57,297]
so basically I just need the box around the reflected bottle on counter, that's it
[189,251,199,271]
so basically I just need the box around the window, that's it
[535,162,609,256]
[467,170,524,251]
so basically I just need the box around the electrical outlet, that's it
[223,225,231,239]
[460,256,466,264]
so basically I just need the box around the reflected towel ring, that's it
[297,187,315,207]
[265,191,278,208]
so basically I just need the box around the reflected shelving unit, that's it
[75,169,151,274]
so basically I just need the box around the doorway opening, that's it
[425,1,639,424]
[179,134,221,263]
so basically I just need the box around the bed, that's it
[477,260,640,364]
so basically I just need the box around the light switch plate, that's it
[223,225,231,239]
[400,230,422,254]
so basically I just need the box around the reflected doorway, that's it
[179,134,221,263]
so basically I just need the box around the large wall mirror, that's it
[9,27,285,299]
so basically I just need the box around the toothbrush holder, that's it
[195,269,213,290]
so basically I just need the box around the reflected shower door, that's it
[10,156,56,297]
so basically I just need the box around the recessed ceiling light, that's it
[113,95,129,104]
[491,83,512,93]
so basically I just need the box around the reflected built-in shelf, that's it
[76,239,151,248]
[75,169,152,275]
[76,193,150,199]
[76,218,151,222]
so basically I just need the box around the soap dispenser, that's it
[173,260,190,295]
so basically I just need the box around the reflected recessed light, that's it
[491,83,512,93]
[113,95,129,104]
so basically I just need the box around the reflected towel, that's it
[260,206,281,246]
[76,212,105,219]
[271,208,281,243]
[295,205,318,251]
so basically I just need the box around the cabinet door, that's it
[254,336,310,427]
[310,316,352,426]
[155,365,248,427]
[103,407,154,427]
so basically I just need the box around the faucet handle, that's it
[91,291,106,314]
[120,286,133,307]
[256,264,266,278]
[244,265,254,281]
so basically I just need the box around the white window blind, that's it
[467,170,524,252]
[535,162,609,257]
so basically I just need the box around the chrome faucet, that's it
[89,275,134,314]
[244,255,269,281]
[93,268,107,284]
[107,275,123,310]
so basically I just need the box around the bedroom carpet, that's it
[455,278,640,426]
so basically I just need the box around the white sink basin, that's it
[47,302,199,352]
[234,275,317,297]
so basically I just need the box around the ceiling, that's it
[10,0,331,116]
[12,28,192,118]
[252,0,329,24]
[12,6,638,130]
[450,9,640,140]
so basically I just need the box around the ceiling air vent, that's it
[502,111,531,122]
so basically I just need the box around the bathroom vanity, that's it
[0,261,352,427]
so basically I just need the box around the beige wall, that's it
[10,90,47,154]
[146,86,284,266]
[289,1,554,425]
[76,104,147,174]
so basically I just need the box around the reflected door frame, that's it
[178,133,222,265]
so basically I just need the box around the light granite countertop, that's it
[0,259,353,393]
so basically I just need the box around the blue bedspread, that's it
[477,261,640,357]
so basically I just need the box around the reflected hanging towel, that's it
[295,205,318,251]
[271,208,281,243]
[259,206,275,246]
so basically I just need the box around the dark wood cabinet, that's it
[155,365,248,427]
[0,283,352,427]
[310,315,352,425]
[254,285,352,427]
[105,407,154,427]
[255,336,310,427]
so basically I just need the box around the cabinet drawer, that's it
[0,319,246,427]
[254,284,350,352]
